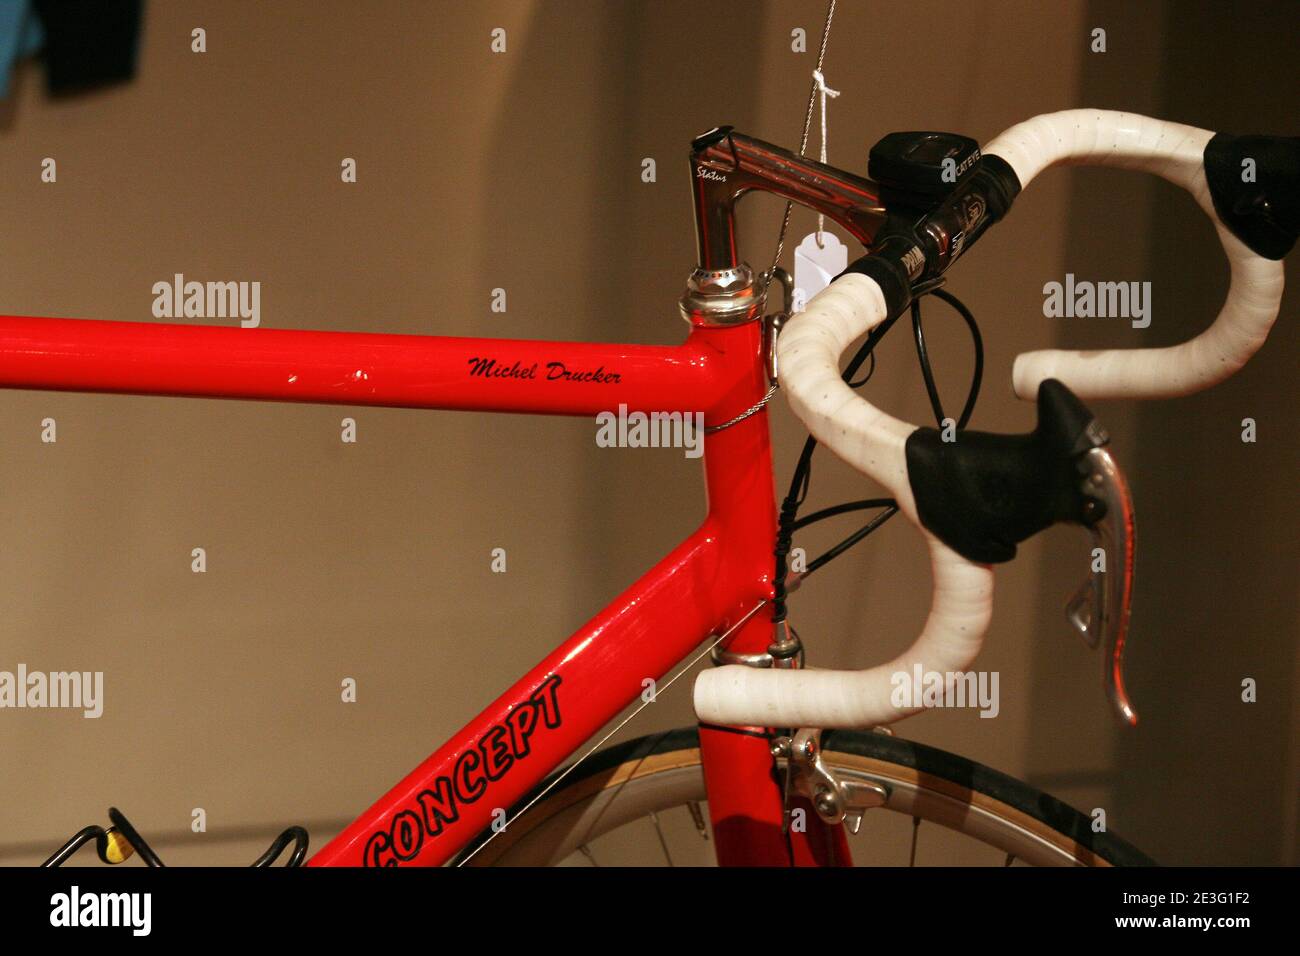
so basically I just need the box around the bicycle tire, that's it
[457,727,1155,867]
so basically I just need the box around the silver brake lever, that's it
[1065,438,1138,726]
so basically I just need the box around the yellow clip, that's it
[102,828,135,864]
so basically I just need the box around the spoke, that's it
[577,843,600,867]
[687,802,710,841]
[908,816,921,867]
[648,811,674,867]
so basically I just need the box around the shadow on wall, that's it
[1082,0,1300,865]
[886,0,1300,866]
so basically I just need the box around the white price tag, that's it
[793,232,847,313]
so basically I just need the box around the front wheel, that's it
[459,727,1153,867]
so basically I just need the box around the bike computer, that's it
[868,131,982,208]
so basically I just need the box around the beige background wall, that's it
[0,0,1293,865]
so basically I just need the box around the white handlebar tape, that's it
[693,273,995,729]
[694,109,1287,732]
[987,110,1285,400]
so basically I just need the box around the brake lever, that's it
[1065,434,1138,726]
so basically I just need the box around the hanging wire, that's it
[764,0,838,286]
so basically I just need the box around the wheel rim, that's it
[466,746,1121,867]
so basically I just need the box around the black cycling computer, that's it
[868,131,983,209]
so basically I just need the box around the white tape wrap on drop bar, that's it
[987,109,1285,400]
[692,273,994,729]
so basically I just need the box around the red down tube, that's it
[313,523,729,866]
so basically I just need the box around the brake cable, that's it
[772,285,985,609]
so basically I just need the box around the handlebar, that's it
[996,111,1291,399]
[694,109,1295,731]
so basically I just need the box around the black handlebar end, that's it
[1205,132,1300,260]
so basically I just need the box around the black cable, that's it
[773,288,984,596]
[911,288,984,429]
[937,287,984,429]
[770,308,909,624]
[792,497,894,531]
[913,299,947,426]
[846,350,876,389]
[803,504,900,578]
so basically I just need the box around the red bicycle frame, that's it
[0,312,848,866]
[0,128,885,866]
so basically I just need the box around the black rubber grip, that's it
[904,379,1102,564]
[1204,132,1300,260]
[836,247,913,317]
